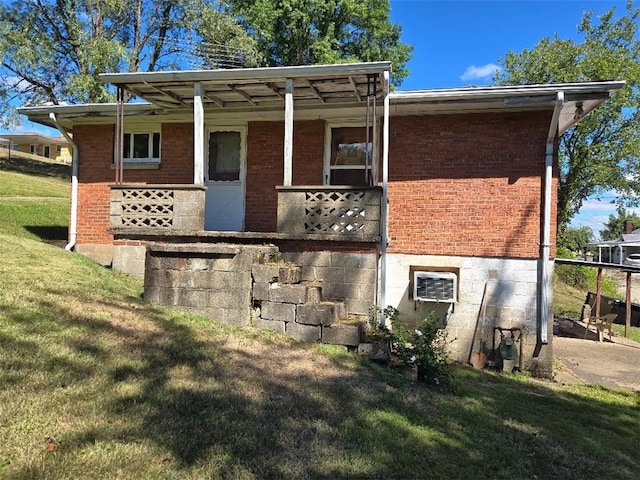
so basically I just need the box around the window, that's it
[326,126,375,186]
[123,131,160,162]
[30,144,38,155]
[208,130,241,181]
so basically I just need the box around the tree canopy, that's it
[599,206,640,240]
[0,0,411,126]
[0,0,258,123]
[557,225,594,252]
[228,0,412,87]
[495,1,640,232]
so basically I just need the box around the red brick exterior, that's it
[245,120,324,231]
[72,113,557,260]
[387,112,557,259]
[74,123,193,244]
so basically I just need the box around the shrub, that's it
[555,246,589,289]
[385,307,451,385]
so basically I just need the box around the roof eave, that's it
[99,61,393,86]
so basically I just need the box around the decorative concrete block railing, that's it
[110,184,206,231]
[276,186,382,238]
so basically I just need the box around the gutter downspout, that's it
[49,112,78,251]
[380,69,390,327]
[540,92,564,344]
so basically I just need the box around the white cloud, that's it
[460,63,501,82]
[570,196,640,240]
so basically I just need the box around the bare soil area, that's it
[609,270,640,303]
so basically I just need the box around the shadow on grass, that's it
[1,290,639,479]
[0,155,70,178]
[24,225,68,243]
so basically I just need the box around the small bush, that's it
[385,307,452,386]
[555,246,589,289]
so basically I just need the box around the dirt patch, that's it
[553,319,640,391]
[609,270,640,303]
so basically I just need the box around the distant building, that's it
[0,132,72,163]
[584,227,640,264]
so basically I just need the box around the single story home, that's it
[583,223,640,264]
[18,62,623,376]
[0,132,73,163]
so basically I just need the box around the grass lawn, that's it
[0,167,70,243]
[1,234,638,479]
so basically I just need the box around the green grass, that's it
[554,273,640,342]
[0,162,70,243]
[1,234,639,480]
[1,151,638,478]
[611,324,640,343]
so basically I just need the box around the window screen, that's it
[209,131,241,181]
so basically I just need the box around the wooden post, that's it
[595,267,603,318]
[626,271,632,338]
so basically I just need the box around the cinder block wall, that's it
[278,241,379,316]
[386,253,553,377]
[144,244,278,326]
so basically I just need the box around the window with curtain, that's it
[208,131,241,181]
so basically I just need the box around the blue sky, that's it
[389,0,633,237]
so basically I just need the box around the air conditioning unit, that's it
[413,271,457,303]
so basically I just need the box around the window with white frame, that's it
[123,131,160,162]
[325,125,377,186]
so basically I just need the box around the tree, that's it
[495,1,640,231]
[228,0,413,87]
[599,206,640,240]
[0,0,256,125]
[558,225,594,252]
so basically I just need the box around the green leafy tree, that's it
[0,0,256,125]
[600,206,640,240]
[495,1,640,231]
[558,225,594,252]
[228,0,413,87]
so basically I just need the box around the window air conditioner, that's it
[413,271,457,303]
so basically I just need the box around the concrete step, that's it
[321,314,368,347]
[297,300,346,326]
[251,262,301,285]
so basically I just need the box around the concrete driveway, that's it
[553,321,640,391]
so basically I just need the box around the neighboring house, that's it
[18,62,623,376]
[0,132,73,163]
[583,227,640,264]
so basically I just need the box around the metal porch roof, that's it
[99,62,392,110]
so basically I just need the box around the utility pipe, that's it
[380,69,390,327]
[49,112,78,251]
[540,92,564,344]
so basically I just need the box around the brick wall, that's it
[245,120,324,231]
[74,123,194,245]
[73,112,557,261]
[386,111,557,259]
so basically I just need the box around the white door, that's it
[205,127,246,231]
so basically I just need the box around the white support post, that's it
[284,78,294,186]
[193,82,205,185]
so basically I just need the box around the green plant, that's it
[386,307,451,385]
